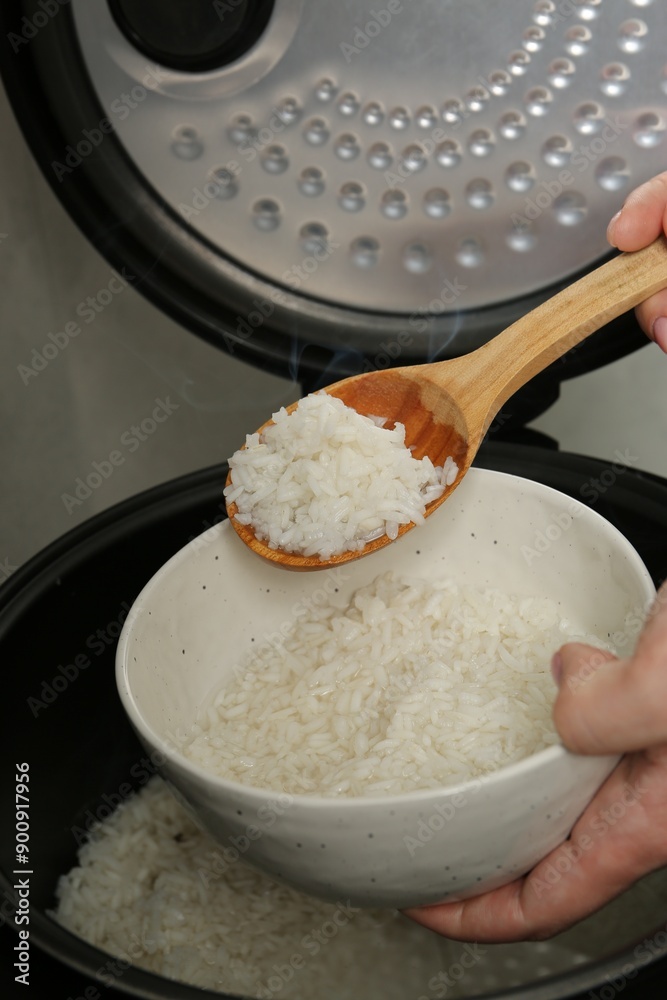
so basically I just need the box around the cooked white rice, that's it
[184,572,609,797]
[224,392,458,559]
[52,777,593,998]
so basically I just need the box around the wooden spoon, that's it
[226,236,667,570]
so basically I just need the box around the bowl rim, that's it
[116,468,655,809]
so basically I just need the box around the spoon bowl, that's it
[227,237,667,569]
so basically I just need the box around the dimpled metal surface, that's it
[73,0,667,313]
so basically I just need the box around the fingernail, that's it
[652,317,667,353]
[606,209,622,247]
[551,652,563,686]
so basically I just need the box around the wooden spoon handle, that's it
[444,235,667,429]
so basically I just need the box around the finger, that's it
[404,879,532,944]
[404,751,667,942]
[634,294,667,352]
[555,583,667,755]
[607,172,667,251]
[554,646,667,756]
[551,643,637,755]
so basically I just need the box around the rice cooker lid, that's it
[1,0,666,379]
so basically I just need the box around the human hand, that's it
[404,582,667,943]
[607,171,667,353]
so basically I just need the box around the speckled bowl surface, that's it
[116,468,655,909]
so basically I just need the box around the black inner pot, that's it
[2,444,667,999]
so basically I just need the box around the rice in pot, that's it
[52,777,593,999]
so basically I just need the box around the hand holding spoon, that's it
[227,237,667,570]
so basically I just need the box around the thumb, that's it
[552,644,630,755]
[552,581,667,754]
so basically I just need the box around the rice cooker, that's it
[1,1,667,998]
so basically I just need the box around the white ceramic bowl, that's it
[116,469,655,909]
